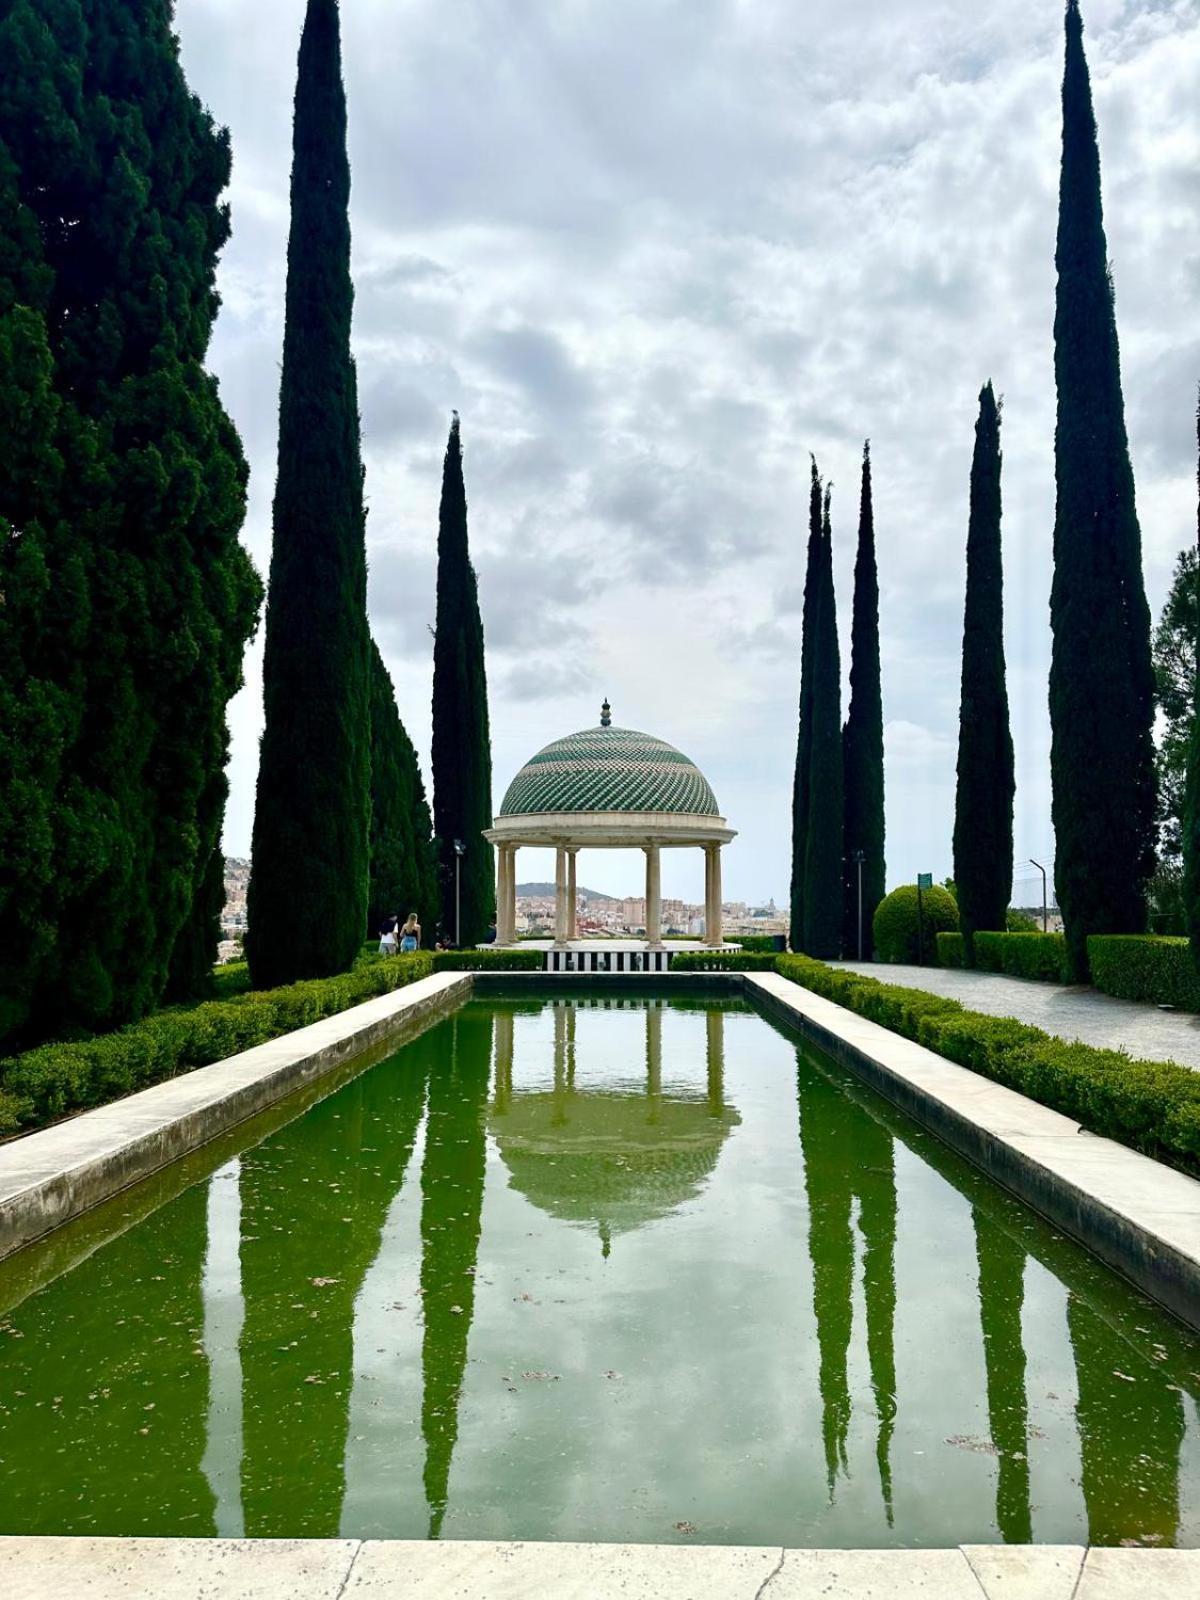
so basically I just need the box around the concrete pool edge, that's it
[2,1537,1198,1597]
[743,970,1200,1334]
[0,971,472,1262]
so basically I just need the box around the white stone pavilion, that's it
[485,702,736,960]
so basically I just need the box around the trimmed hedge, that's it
[937,933,967,969]
[873,884,959,964]
[671,951,779,972]
[431,949,542,972]
[974,931,1070,983]
[1088,936,1200,1013]
[0,953,434,1137]
[775,954,1200,1173]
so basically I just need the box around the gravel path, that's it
[830,961,1200,1070]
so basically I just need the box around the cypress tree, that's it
[0,0,259,1046]
[842,442,886,960]
[802,485,844,958]
[368,640,437,938]
[790,460,824,948]
[246,0,370,988]
[1184,392,1200,965]
[430,415,495,946]
[953,384,1014,961]
[1049,0,1157,979]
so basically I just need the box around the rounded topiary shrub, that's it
[873,884,959,964]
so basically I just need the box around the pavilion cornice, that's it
[484,810,737,849]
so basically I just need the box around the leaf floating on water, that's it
[674,1521,698,1535]
[522,1371,560,1382]
[310,1277,340,1288]
[944,1435,1000,1457]
[603,1370,622,1381]
[1113,1371,1136,1383]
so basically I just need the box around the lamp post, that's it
[852,849,865,961]
[453,839,464,947]
[1029,859,1048,933]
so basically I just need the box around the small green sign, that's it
[917,873,933,890]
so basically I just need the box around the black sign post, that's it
[916,873,932,966]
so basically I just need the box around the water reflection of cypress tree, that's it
[1068,1294,1184,1547]
[0,1183,214,1535]
[239,1047,429,1536]
[420,1008,493,1537]
[854,1119,897,1527]
[797,1062,855,1498]
[973,1212,1032,1543]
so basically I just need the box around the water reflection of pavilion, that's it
[490,1004,740,1256]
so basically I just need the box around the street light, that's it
[852,850,866,961]
[453,840,465,947]
[1029,859,1048,933]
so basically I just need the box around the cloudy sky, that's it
[176,0,1200,907]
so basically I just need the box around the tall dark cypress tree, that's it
[842,443,886,960]
[247,0,370,988]
[368,640,437,938]
[1049,0,1157,979]
[1183,392,1200,966]
[0,0,260,1046]
[803,485,844,958]
[431,415,494,946]
[790,460,824,948]
[953,385,1014,961]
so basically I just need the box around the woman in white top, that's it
[379,915,399,957]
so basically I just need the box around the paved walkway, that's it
[2,1538,1198,1599]
[833,962,1200,1069]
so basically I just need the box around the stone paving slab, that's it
[5,1541,1197,1598]
[744,972,1200,1332]
[833,961,1200,1069]
[962,1545,1086,1599]
[0,971,471,1262]
[1077,1547,1200,1597]
[0,1537,359,1599]
[348,1538,782,1597]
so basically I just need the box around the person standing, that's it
[399,913,421,953]
[378,913,399,957]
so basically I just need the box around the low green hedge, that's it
[937,933,967,969]
[0,953,434,1138]
[1088,936,1200,1012]
[775,954,1200,1172]
[431,949,543,972]
[671,951,779,972]
[973,931,1069,983]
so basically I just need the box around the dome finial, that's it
[600,698,612,728]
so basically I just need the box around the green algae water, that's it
[2,994,1200,1547]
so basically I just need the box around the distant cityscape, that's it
[219,858,787,955]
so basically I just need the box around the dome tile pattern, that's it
[500,725,719,817]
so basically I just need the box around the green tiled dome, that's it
[501,723,720,818]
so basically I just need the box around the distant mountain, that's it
[517,881,614,903]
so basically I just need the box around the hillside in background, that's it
[517,882,614,902]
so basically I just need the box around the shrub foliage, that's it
[873,884,959,965]
[1088,935,1200,1013]
[973,932,1070,984]
[776,954,1200,1173]
[0,954,434,1136]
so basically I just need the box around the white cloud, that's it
[177,0,1200,903]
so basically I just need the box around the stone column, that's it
[644,843,662,947]
[495,846,509,944]
[705,843,724,947]
[554,845,569,946]
[505,844,519,944]
[567,850,578,940]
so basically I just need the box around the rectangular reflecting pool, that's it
[2,994,1200,1547]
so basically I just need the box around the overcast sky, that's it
[176,0,1200,906]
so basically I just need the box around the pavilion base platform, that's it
[500,939,740,974]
